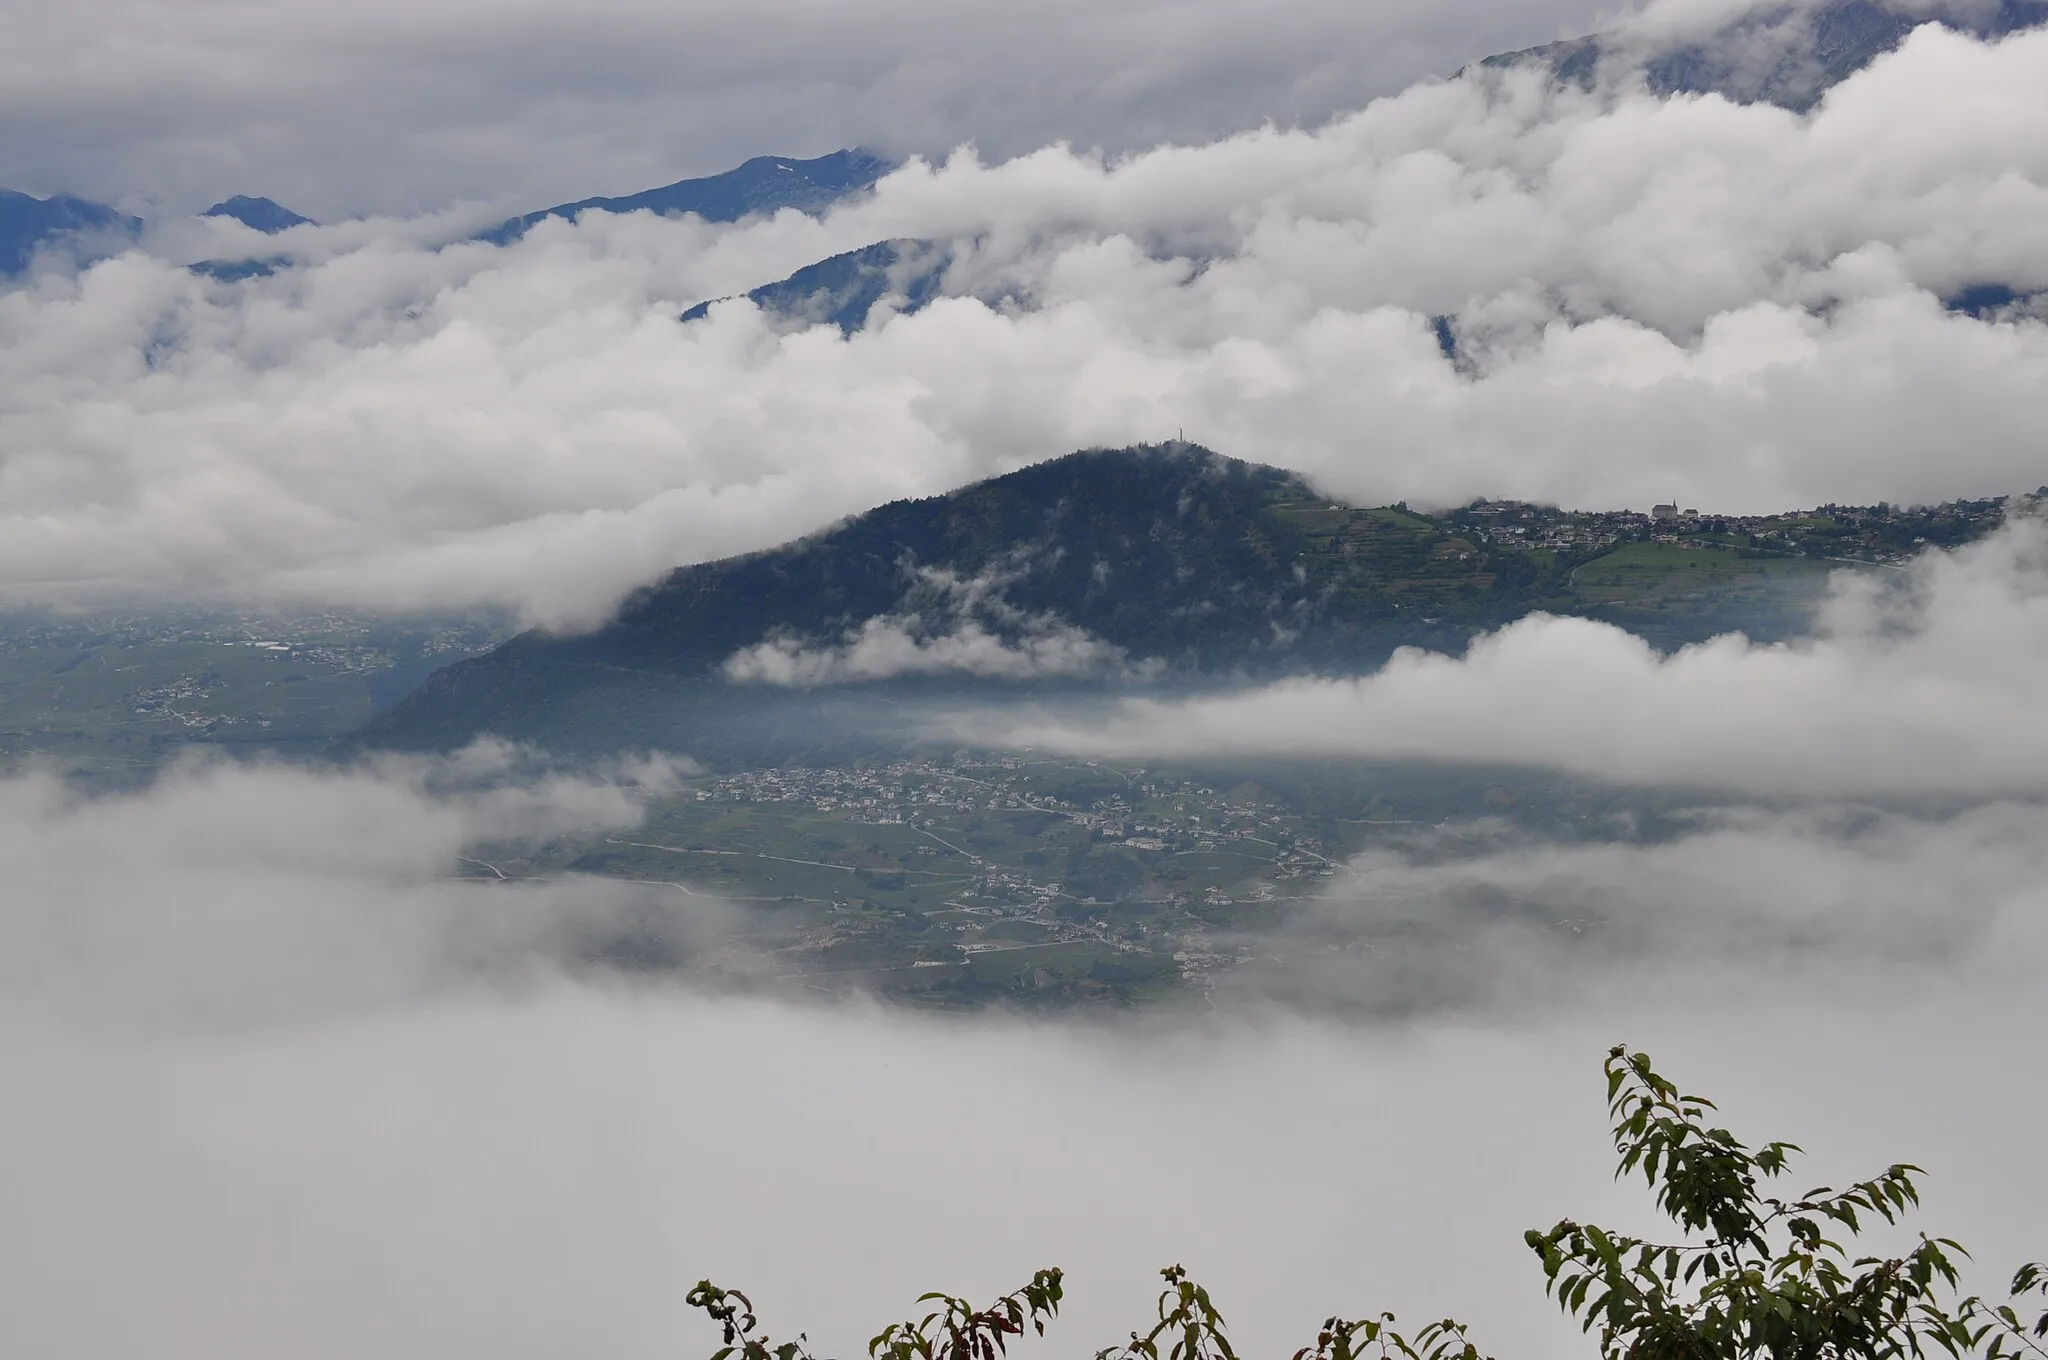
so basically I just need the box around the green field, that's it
[1265,500,1499,606]
[1564,542,1848,645]
[1569,542,1833,603]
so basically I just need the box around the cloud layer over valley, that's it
[1,752,2043,1360]
[0,745,696,1024]
[2,14,2046,627]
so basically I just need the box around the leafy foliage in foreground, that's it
[687,1271,1065,1360]
[1527,1048,2044,1359]
[689,1047,2046,1359]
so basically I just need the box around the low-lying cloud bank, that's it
[1,19,2045,625]
[0,743,699,1024]
[723,565,1156,685]
[988,517,2048,796]
[1,750,2044,1360]
[1231,799,2048,1014]
[725,613,1138,685]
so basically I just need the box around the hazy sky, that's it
[0,0,1615,218]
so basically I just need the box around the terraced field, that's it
[1267,501,1500,609]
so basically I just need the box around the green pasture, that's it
[1569,542,1837,609]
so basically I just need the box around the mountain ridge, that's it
[476,148,893,247]
[353,443,1991,763]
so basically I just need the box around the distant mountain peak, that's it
[203,195,315,233]
[478,147,894,246]
[0,188,141,275]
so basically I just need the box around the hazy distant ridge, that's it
[475,148,893,246]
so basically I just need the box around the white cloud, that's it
[725,614,1134,684]
[984,516,2048,796]
[724,564,1151,685]
[1232,800,2048,1016]
[0,742,694,1025]
[20,984,2046,1360]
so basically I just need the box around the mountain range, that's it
[0,151,891,279]
[10,1,2043,281]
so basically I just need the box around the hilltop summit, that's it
[203,196,315,233]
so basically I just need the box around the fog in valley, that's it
[2,740,2043,1358]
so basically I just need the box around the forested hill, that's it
[359,443,1958,760]
[542,445,1553,674]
